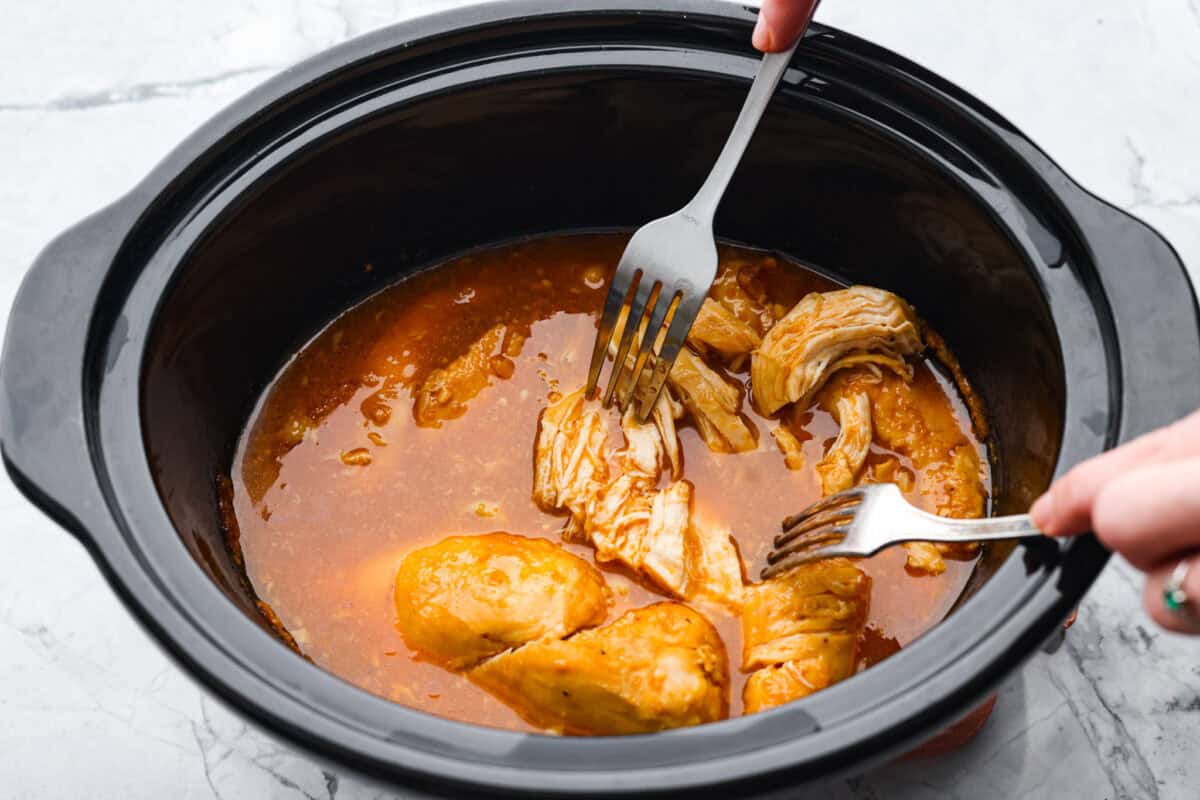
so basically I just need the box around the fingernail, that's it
[1030,492,1053,533]
[753,13,774,51]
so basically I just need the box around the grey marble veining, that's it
[1,1,1198,798]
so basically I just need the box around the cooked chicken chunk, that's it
[684,520,745,610]
[866,371,986,573]
[414,324,526,426]
[741,559,870,713]
[742,559,871,668]
[668,348,757,453]
[578,476,743,609]
[902,542,947,575]
[688,298,762,358]
[770,424,807,471]
[581,472,656,567]
[708,254,782,336]
[744,654,847,714]
[752,287,923,415]
[641,481,692,595]
[393,533,610,669]
[469,603,729,734]
[533,389,611,519]
[619,390,684,480]
[815,389,873,495]
[530,385,738,604]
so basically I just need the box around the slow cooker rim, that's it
[4,0,1195,795]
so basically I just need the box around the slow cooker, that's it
[3,1,1198,796]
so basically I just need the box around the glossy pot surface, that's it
[3,2,1198,796]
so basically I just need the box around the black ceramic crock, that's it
[3,2,1199,796]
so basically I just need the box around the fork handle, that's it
[907,513,1044,543]
[683,39,801,225]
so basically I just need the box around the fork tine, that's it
[779,488,864,531]
[583,271,633,398]
[761,544,858,580]
[769,525,850,564]
[632,291,704,421]
[583,256,643,393]
[604,279,659,407]
[618,289,678,410]
[776,507,857,549]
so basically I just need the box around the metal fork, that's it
[585,38,803,422]
[762,483,1045,579]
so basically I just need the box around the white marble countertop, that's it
[2,1,1198,797]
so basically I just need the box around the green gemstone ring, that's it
[1163,560,1194,616]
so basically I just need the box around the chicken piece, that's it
[641,481,692,596]
[668,348,757,453]
[532,389,610,519]
[684,521,745,611]
[654,389,686,479]
[815,389,873,495]
[742,559,871,669]
[619,389,684,480]
[414,324,525,426]
[866,371,986,573]
[582,472,656,567]
[902,542,947,575]
[752,286,924,415]
[688,298,762,358]
[743,653,846,714]
[578,476,743,608]
[865,456,915,493]
[709,254,781,336]
[741,559,870,713]
[469,603,729,734]
[583,477,691,599]
[393,533,610,669]
[770,425,807,471]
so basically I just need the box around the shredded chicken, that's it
[741,559,871,713]
[579,477,742,610]
[469,603,729,735]
[770,425,807,471]
[815,389,873,495]
[641,481,692,595]
[684,521,745,609]
[619,390,684,480]
[708,254,781,336]
[530,385,742,608]
[414,324,525,426]
[582,473,655,564]
[532,389,610,519]
[393,533,611,669]
[866,371,986,574]
[668,348,757,454]
[688,298,762,358]
[751,287,924,415]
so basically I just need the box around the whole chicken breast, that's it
[470,603,729,735]
[393,533,610,669]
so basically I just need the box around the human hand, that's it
[1030,408,1200,633]
[753,0,821,52]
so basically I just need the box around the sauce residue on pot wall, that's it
[227,234,990,732]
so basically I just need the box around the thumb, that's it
[753,0,820,53]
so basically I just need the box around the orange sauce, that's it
[230,234,990,732]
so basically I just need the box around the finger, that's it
[753,0,820,52]
[1030,409,1200,537]
[1143,556,1200,635]
[1089,456,1200,570]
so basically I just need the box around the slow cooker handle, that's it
[0,198,137,546]
[1068,196,1200,439]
